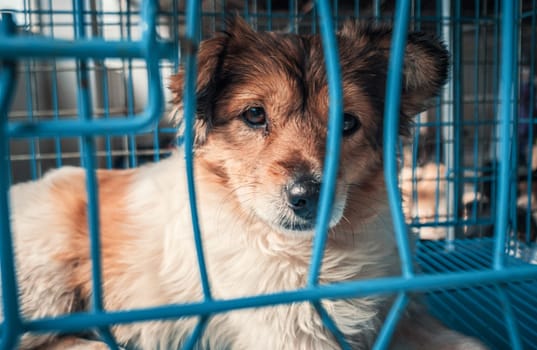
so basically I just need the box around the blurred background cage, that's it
[1,0,537,349]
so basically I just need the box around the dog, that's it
[6,17,487,349]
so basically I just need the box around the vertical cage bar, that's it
[434,0,444,231]
[470,0,481,224]
[102,68,113,169]
[414,0,421,31]
[0,14,22,349]
[333,0,338,24]
[307,0,343,286]
[494,0,516,269]
[72,0,119,347]
[21,0,38,180]
[496,285,522,349]
[242,0,250,23]
[372,293,409,350]
[525,0,537,243]
[452,0,463,239]
[92,0,113,169]
[289,0,298,33]
[312,302,351,350]
[508,0,521,249]
[267,0,273,31]
[150,0,162,166]
[488,0,500,236]
[171,0,180,70]
[382,0,414,278]
[47,0,63,168]
[182,316,209,350]
[23,62,37,179]
[311,1,317,34]
[441,0,456,242]
[126,0,137,168]
[184,0,213,301]
[410,111,419,229]
[373,0,381,21]
[493,0,523,345]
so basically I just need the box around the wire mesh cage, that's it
[0,0,537,349]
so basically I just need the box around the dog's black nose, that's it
[285,176,320,219]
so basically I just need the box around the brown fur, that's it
[170,17,449,148]
[49,169,136,303]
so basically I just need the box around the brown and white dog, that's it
[7,17,486,350]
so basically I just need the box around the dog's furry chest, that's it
[144,239,392,350]
[157,221,397,350]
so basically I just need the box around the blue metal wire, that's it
[288,0,297,33]
[23,61,38,180]
[373,0,381,21]
[307,0,344,287]
[410,112,420,227]
[426,292,501,347]
[470,0,481,223]
[183,0,212,301]
[313,302,351,350]
[1,0,537,348]
[489,0,501,242]
[418,248,505,340]
[417,240,535,348]
[266,0,273,31]
[45,0,63,168]
[419,256,507,330]
[494,0,516,269]
[496,285,523,350]
[372,293,408,350]
[526,0,537,244]
[123,0,137,169]
[72,0,119,347]
[424,244,537,339]
[508,0,521,251]
[0,39,172,60]
[451,0,463,240]
[18,264,537,335]
[100,65,114,169]
[182,316,209,350]
[0,13,22,350]
[382,0,414,278]
[4,0,169,138]
[418,239,537,348]
[434,0,444,228]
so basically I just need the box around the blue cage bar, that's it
[1,0,537,349]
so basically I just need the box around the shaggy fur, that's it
[5,17,486,349]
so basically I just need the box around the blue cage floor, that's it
[416,238,537,349]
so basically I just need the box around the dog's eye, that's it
[343,113,361,136]
[242,107,267,128]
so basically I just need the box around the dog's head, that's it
[170,17,448,236]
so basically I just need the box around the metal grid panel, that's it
[0,0,537,349]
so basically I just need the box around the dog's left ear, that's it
[168,33,229,145]
[397,30,449,117]
[339,22,449,118]
[168,16,259,146]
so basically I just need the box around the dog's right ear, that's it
[338,21,449,137]
[168,34,228,145]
